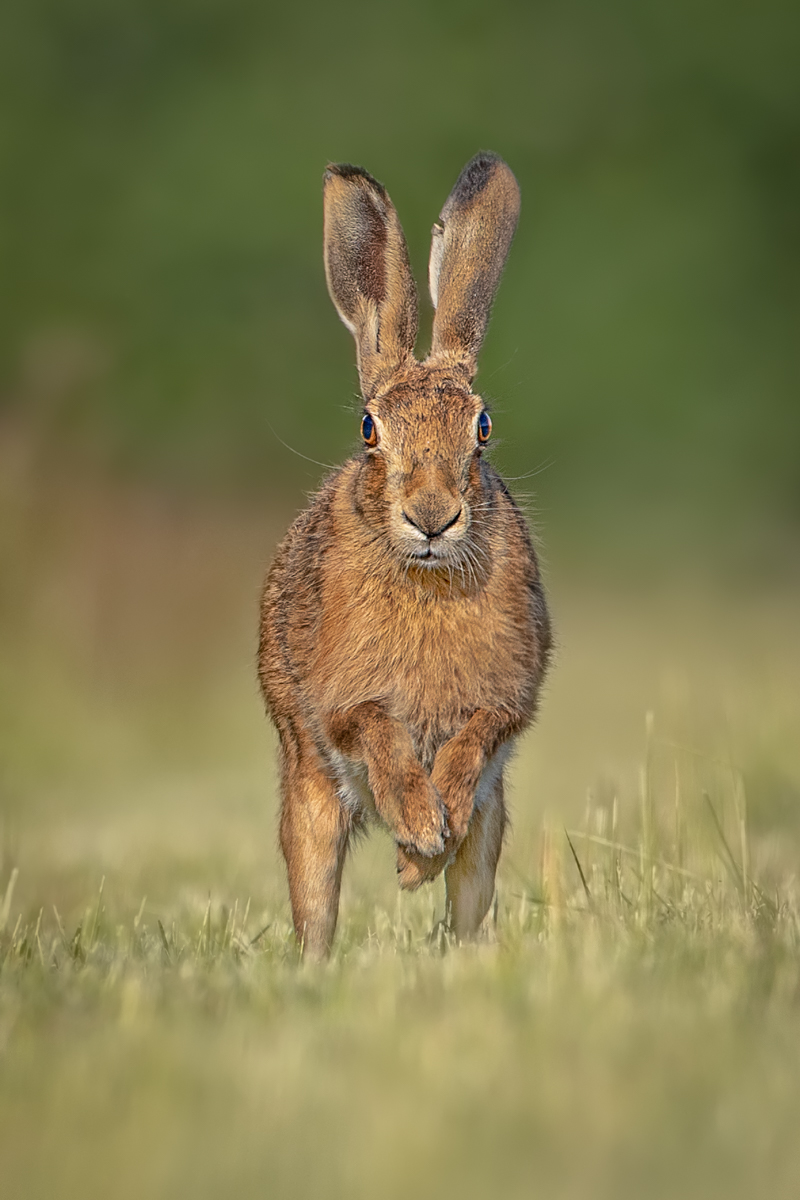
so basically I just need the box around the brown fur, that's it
[259,153,551,958]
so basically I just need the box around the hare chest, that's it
[314,579,528,763]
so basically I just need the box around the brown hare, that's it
[259,152,551,958]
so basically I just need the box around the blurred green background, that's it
[2,0,798,561]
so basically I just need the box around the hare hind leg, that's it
[445,777,507,941]
[279,750,350,959]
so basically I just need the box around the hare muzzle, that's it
[399,463,466,559]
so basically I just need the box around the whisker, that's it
[464,548,477,592]
[267,423,337,471]
[502,459,556,483]
[458,556,468,593]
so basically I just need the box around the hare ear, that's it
[428,152,520,380]
[323,164,418,399]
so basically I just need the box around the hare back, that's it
[259,463,549,773]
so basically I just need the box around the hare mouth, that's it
[405,546,450,569]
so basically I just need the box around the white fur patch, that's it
[472,740,515,811]
[330,751,375,819]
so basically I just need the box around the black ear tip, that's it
[468,150,504,170]
[451,151,515,205]
[324,162,387,198]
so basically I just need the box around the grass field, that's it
[2,467,800,1199]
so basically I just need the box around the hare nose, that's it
[402,503,462,539]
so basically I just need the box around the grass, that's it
[2,468,800,1199]
[2,764,800,1200]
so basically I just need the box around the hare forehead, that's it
[375,390,481,443]
[375,376,480,413]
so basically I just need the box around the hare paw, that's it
[396,770,449,857]
[396,844,450,891]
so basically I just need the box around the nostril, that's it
[402,510,425,534]
[436,507,463,536]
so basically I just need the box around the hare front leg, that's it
[445,776,507,940]
[327,701,448,856]
[280,753,350,960]
[396,708,518,891]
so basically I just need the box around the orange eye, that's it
[477,411,492,443]
[361,412,378,447]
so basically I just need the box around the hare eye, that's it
[361,413,378,446]
[477,411,492,443]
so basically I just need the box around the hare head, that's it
[323,153,520,575]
